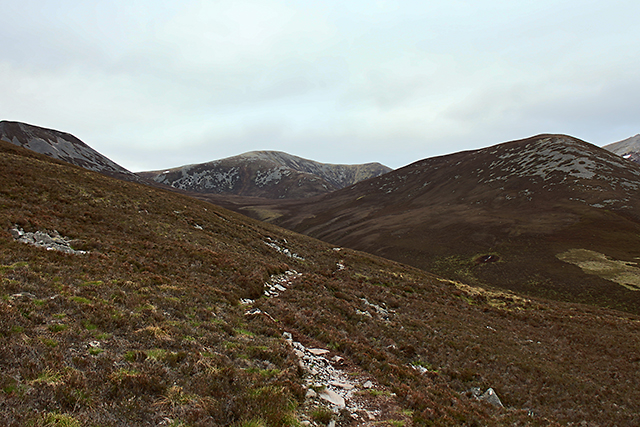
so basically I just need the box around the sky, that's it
[2,0,640,172]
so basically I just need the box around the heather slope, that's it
[138,151,392,199]
[1,139,640,426]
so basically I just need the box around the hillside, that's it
[603,134,640,164]
[0,121,140,182]
[2,139,640,426]
[138,151,392,199]
[222,134,640,314]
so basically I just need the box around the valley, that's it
[1,125,640,426]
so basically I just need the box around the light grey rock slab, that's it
[319,389,345,408]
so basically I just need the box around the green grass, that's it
[38,413,81,427]
[48,324,68,333]
[40,337,58,347]
[32,369,65,386]
[310,407,333,424]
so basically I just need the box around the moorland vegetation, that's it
[1,141,639,426]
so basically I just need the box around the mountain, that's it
[138,151,392,199]
[220,134,640,314]
[0,121,140,182]
[602,134,640,164]
[2,137,640,426]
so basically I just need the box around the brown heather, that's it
[0,140,639,426]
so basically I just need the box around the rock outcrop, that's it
[9,226,87,254]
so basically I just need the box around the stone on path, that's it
[319,389,346,408]
[329,380,354,390]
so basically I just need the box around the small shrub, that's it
[154,385,198,409]
[41,337,58,347]
[70,296,92,304]
[311,407,333,424]
[146,348,167,360]
[33,369,65,386]
[38,412,81,427]
[48,324,68,333]
[88,347,103,356]
[80,280,103,287]
[81,321,97,331]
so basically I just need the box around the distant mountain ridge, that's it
[603,134,640,164]
[215,134,640,313]
[0,121,139,182]
[138,151,392,199]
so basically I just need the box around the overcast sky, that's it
[2,1,640,171]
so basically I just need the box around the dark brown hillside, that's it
[1,139,640,426]
[226,135,640,314]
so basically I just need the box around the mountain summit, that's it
[138,151,392,199]
[0,121,139,181]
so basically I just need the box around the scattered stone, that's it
[244,308,262,316]
[283,332,293,342]
[362,380,374,389]
[263,270,302,297]
[319,389,346,408]
[9,228,22,239]
[301,421,311,427]
[264,237,304,260]
[361,297,394,320]
[481,388,503,407]
[330,381,354,390]
[328,420,336,427]
[306,388,318,399]
[12,292,36,299]
[476,254,500,263]
[468,387,504,408]
[356,309,373,318]
[308,348,330,356]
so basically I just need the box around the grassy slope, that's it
[0,141,639,426]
